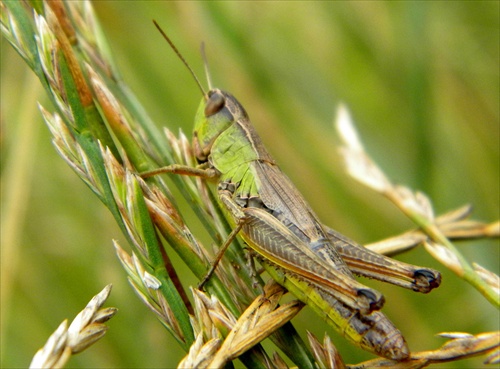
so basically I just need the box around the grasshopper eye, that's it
[205,91,225,117]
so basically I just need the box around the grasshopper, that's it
[145,22,441,360]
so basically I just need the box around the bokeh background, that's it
[1,2,498,368]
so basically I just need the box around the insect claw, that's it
[357,289,385,312]
[413,269,442,293]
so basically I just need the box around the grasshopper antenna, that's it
[200,42,213,90]
[153,20,207,98]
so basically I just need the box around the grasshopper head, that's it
[193,88,248,162]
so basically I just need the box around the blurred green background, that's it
[1,2,498,368]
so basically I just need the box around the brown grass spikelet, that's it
[29,285,116,369]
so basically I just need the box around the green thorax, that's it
[194,89,275,199]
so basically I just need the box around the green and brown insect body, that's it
[194,90,387,313]
[185,88,442,360]
[145,34,442,359]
